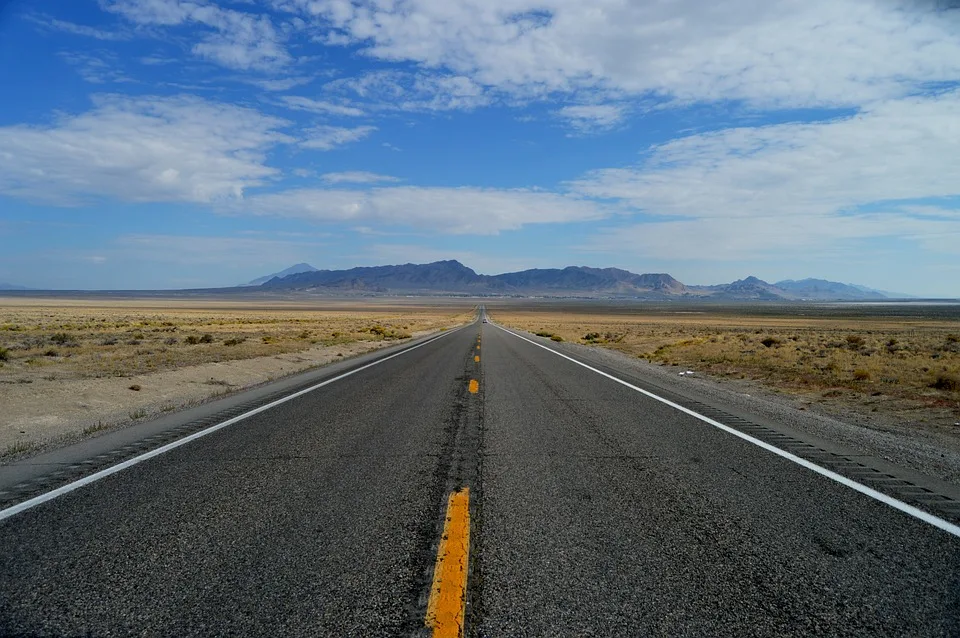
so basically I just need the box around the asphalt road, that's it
[1,317,958,636]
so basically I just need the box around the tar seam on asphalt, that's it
[405,328,483,637]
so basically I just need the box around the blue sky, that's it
[1,0,959,295]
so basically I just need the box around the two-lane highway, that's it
[0,323,483,636]
[1,315,958,636]
[477,323,959,635]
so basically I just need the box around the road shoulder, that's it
[500,326,960,514]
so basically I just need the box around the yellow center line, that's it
[425,488,471,638]
[468,379,479,394]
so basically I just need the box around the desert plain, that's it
[0,297,474,456]
[1,296,958,461]
[486,300,960,440]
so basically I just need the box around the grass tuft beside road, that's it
[0,298,474,456]
[0,301,472,382]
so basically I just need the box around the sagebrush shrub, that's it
[930,374,960,391]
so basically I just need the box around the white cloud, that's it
[100,0,196,25]
[325,70,406,100]
[582,214,960,263]
[280,95,364,116]
[301,124,376,150]
[246,76,314,91]
[28,15,132,40]
[244,186,609,234]
[274,0,960,109]
[407,75,490,111]
[140,55,178,65]
[573,91,960,220]
[76,1,960,123]
[0,94,291,204]
[319,171,400,184]
[572,90,960,259]
[324,70,490,112]
[555,104,625,134]
[103,0,290,70]
[59,51,134,84]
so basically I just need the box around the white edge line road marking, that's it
[491,323,960,539]
[0,323,473,523]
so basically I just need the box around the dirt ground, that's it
[0,297,472,456]
[489,305,960,442]
[5,296,958,458]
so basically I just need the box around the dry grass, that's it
[493,308,960,428]
[0,298,473,384]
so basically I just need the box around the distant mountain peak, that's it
[774,278,887,300]
[244,263,319,287]
[431,259,474,270]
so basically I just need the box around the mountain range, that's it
[242,263,318,286]
[773,278,888,300]
[251,260,903,300]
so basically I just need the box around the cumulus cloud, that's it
[300,124,376,149]
[573,91,960,219]
[572,90,960,258]
[244,186,609,234]
[92,1,960,122]
[102,0,290,70]
[0,94,291,204]
[11,0,960,262]
[273,0,960,109]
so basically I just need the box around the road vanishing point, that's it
[1,310,958,636]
